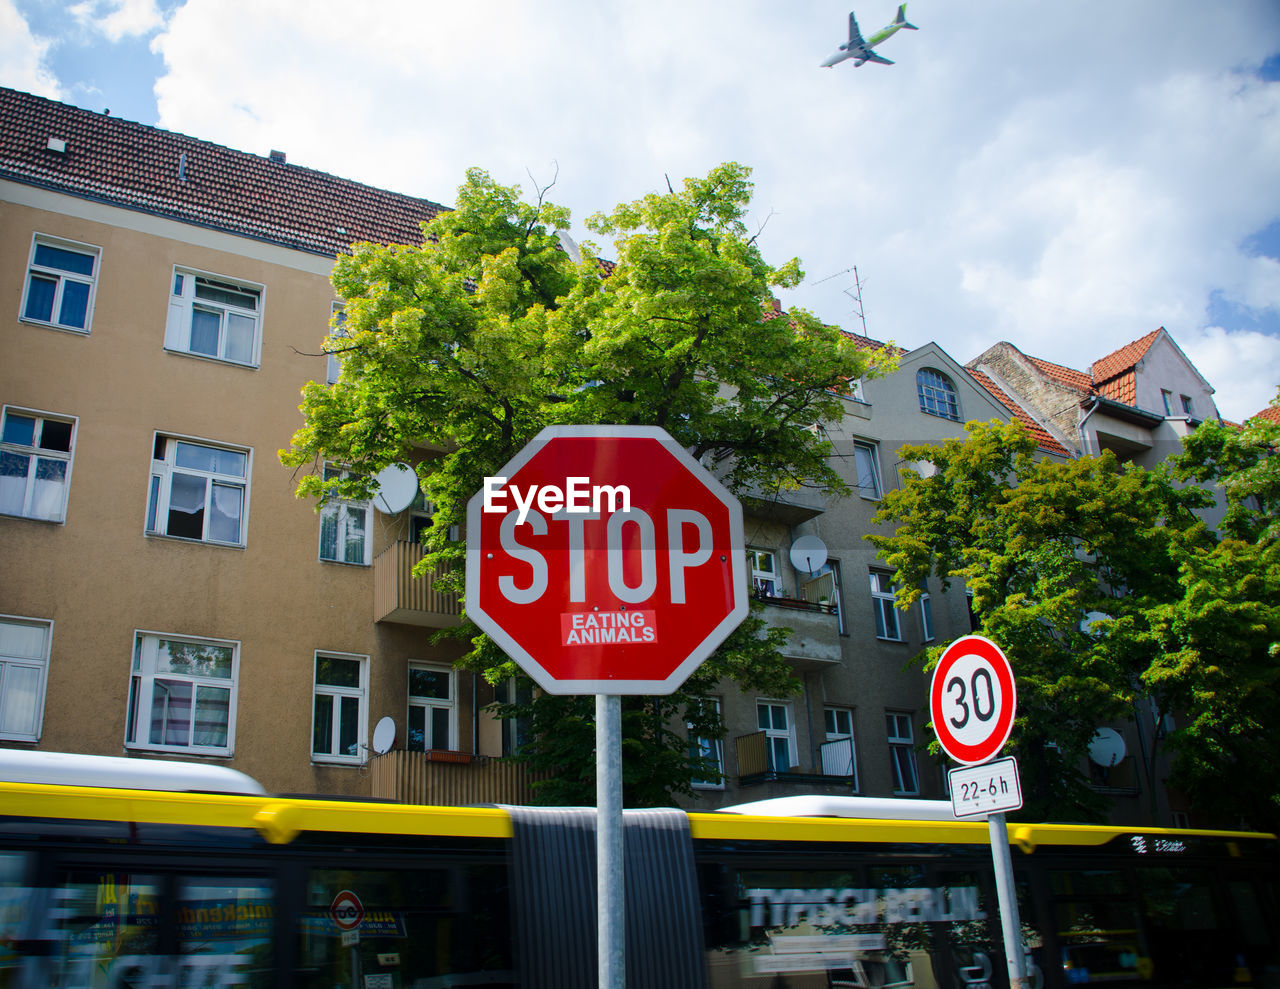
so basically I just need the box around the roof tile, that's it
[0,86,445,256]
[968,367,1070,457]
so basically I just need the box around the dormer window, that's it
[917,368,960,421]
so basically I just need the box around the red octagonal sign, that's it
[466,426,748,694]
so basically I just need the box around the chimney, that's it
[269,150,286,164]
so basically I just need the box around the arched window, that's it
[917,368,960,421]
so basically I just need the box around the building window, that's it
[917,368,960,421]
[408,663,455,752]
[886,712,919,795]
[1,408,75,522]
[870,571,901,641]
[0,615,52,742]
[749,549,780,597]
[1161,389,1174,415]
[326,303,347,385]
[801,560,846,634]
[757,700,795,772]
[920,581,935,642]
[165,268,262,367]
[1180,394,1194,416]
[822,706,858,786]
[687,697,724,789]
[853,440,882,499]
[21,235,98,333]
[312,652,367,763]
[146,435,250,546]
[319,465,370,565]
[127,632,237,756]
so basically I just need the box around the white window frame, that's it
[318,465,371,566]
[822,706,858,787]
[164,266,263,367]
[853,440,882,499]
[870,571,901,641]
[326,302,348,385]
[917,368,961,421]
[688,697,724,789]
[408,662,457,753]
[0,614,53,742]
[20,234,99,334]
[126,631,238,757]
[749,549,781,597]
[757,700,795,772]
[311,651,368,764]
[146,433,251,547]
[886,712,920,795]
[920,581,935,642]
[1,407,76,523]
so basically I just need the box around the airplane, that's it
[821,4,918,68]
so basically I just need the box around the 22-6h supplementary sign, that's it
[465,425,749,695]
[930,635,1017,766]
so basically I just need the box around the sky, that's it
[4,0,1279,422]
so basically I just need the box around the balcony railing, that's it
[734,731,856,788]
[373,541,463,627]
[756,594,842,669]
[368,749,543,805]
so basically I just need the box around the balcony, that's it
[734,731,856,790]
[757,594,842,669]
[368,749,543,805]
[373,541,463,627]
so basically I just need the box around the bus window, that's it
[1138,867,1237,985]
[1050,869,1144,984]
[715,863,996,987]
[297,864,514,987]
[175,876,274,985]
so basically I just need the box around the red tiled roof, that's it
[968,367,1070,457]
[1253,404,1280,425]
[1024,353,1093,393]
[1091,327,1162,387]
[842,330,907,358]
[1094,370,1137,406]
[0,86,446,256]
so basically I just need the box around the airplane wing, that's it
[862,50,894,65]
[846,11,867,48]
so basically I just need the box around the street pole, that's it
[988,811,1028,989]
[597,693,624,988]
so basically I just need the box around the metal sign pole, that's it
[597,693,624,988]
[988,811,1028,989]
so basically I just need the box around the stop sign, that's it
[465,425,748,694]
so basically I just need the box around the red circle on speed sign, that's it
[930,635,1017,765]
[466,425,748,695]
[330,890,364,932]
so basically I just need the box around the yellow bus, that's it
[1,753,1276,987]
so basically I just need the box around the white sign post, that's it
[931,636,1028,989]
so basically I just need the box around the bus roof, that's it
[718,795,958,820]
[0,749,267,795]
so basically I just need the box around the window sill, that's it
[312,756,363,767]
[0,511,66,525]
[163,346,259,371]
[875,635,906,643]
[145,532,246,550]
[125,744,233,759]
[318,556,372,568]
[19,317,90,336]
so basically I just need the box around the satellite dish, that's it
[789,535,828,574]
[372,463,416,514]
[372,716,396,755]
[1088,728,1127,767]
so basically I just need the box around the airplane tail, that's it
[895,4,919,29]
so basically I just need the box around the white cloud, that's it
[69,0,165,42]
[0,0,62,100]
[1184,326,1280,423]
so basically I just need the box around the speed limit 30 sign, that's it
[930,635,1016,765]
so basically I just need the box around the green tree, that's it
[281,163,893,805]
[1144,395,1280,830]
[867,420,1211,822]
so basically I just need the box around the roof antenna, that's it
[843,265,869,336]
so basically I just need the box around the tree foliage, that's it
[281,163,893,805]
[870,403,1280,829]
